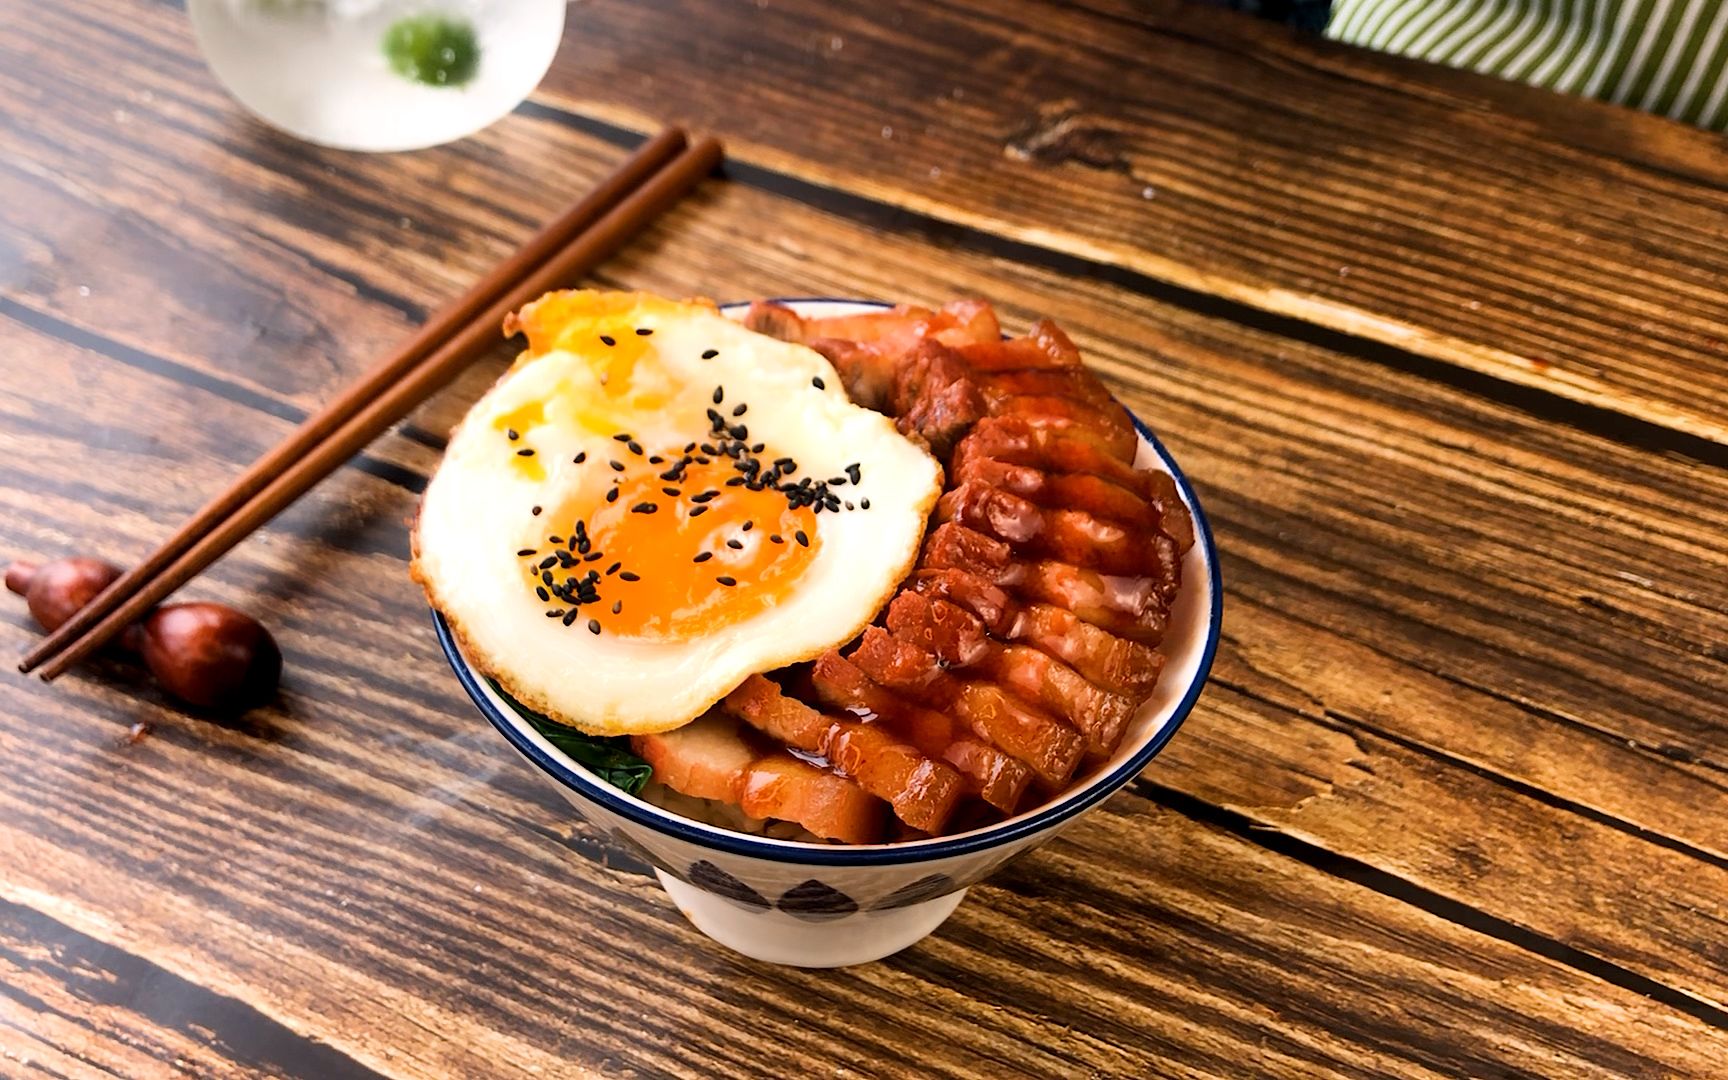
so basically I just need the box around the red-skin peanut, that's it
[138,602,282,710]
[6,557,282,711]
[5,557,122,634]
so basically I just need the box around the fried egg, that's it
[413,291,943,735]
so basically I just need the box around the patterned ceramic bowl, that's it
[435,300,1222,967]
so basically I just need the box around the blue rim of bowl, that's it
[432,298,1223,866]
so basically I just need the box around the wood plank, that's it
[529,0,1728,446]
[1,649,1723,1078]
[5,0,1728,997]
[6,2,1728,1069]
[0,897,373,1079]
[9,73,1727,854]
[5,218,1728,1049]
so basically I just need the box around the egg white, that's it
[412,294,942,735]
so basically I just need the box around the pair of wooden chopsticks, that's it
[21,127,723,681]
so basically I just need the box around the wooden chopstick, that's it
[28,134,724,682]
[20,126,689,676]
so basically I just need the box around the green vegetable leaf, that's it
[382,15,481,89]
[489,680,653,796]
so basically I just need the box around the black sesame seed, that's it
[506,428,519,440]
[706,409,724,428]
[546,609,565,618]
[588,618,602,634]
[613,433,632,443]
[610,460,625,472]
[564,610,580,626]
[648,455,664,464]
[612,600,623,615]
[661,486,681,497]
[845,501,855,510]
[517,448,535,457]
[690,505,709,517]
[693,552,713,563]
[845,464,862,484]
[741,521,753,532]
[716,576,737,587]
[691,491,718,503]
[535,586,549,601]
[729,424,748,440]
[726,539,744,550]
[548,535,563,544]
[812,377,825,390]
[516,548,536,557]
[795,530,810,547]
[701,349,718,359]
[573,451,586,464]
[619,571,640,582]
[732,403,747,417]
[600,335,616,346]
[770,534,784,544]
[635,327,653,336]
[696,456,712,465]
[584,551,604,562]
[542,570,556,585]
[861,498,871,509]
[712,386,724,404]
[631,502,657,514]
[605,562,621,575]
[751,442,765,453]
[684,441,697,452]
[539,555,559,569]
[606,488,619,503]
[724,477,745,487]
[627,441,643,455]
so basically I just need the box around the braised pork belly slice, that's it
[885,592,1137,757]
[936,480,1180,577]
[921,521,1173,645]
[724,674,963,834]
[909,569,1166,698]
[849,626,1085,788]
[950,458,1163,532]
[1010,603,1166,698]
[745,300,1001,411]
[954,417,1194,552]
[808,653,1034,815]
[740,753,888,845]
[633,712,887,843]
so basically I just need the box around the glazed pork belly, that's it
[633,712,886,844]
[643,301,1190,840]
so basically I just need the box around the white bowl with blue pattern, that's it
[435,299,1222,967]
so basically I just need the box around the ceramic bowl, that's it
[435,299,1222,967]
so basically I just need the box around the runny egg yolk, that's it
[538,455,820,641]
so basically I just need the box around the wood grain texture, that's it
[3,0,1728,1075]
[528,0,1728,446]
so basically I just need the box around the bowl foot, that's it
[656,870,967,967]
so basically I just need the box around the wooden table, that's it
[3,1,1726,1075]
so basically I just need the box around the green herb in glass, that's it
[488,680,654,796]
[382,14,481,89]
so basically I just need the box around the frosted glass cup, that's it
[188,0,567,152]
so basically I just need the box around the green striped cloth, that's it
[1329,0,1728,129]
